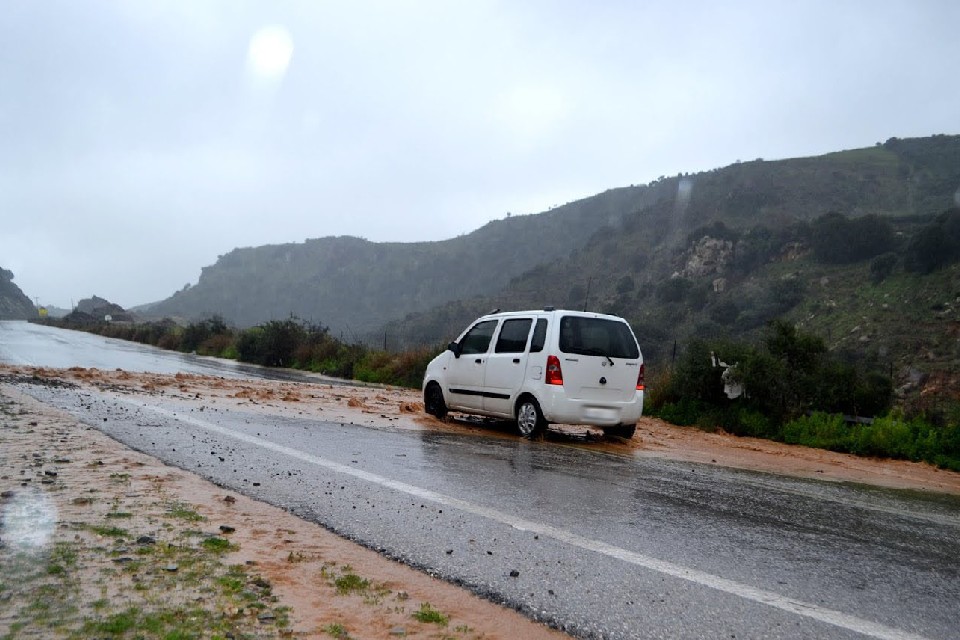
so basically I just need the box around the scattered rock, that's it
[257,612,276,623]
[389,626,407,636]
[137,536,156,545]
[163,564,179,572]
[219,525,236,534]
[509,570,520,578]
[223,495,236,504]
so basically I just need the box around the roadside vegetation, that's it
[38,309,960,472]
[645,320,960,471]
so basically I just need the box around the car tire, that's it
[516,396,546,438]
[604,423,636,439]
[424,383,447,420]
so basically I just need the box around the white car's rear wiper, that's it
[582,348,615,366]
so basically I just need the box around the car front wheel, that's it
[424,383,447,419]
[516,397,546,438]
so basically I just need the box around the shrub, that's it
[782,413,850,450]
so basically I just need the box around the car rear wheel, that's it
[516,397,546,438]
[424,383,447,419]
[604,423,636,439]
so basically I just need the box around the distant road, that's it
[4,321,960,639]
[0,321,345,383]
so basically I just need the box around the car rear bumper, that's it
[539,388,643,426]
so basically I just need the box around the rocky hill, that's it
[140,184,667,334]
[382,136,960,399]
[141,135,960,400]
[0,268,36,320]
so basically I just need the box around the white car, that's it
[422,308,645,438]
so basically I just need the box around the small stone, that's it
[509,570,520,578]
[445,549,453,555]
[1,491,14,499]
[219,525,236,534]
[113,557,134,564]
[44,470,58,477]
[257,612,276,623]
[389,626,407,636]
[223,495,236,504]
[137,536,156,545]
[163,564,179,572]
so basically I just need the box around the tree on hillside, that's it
[904,208,960,274]
[810,212,896,264]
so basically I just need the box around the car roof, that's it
[476,309,629,322]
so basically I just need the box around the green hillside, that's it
[143,134,960,402]
[383,136,960,403]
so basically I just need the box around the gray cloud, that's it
[2,0,958,308]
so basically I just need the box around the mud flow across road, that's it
[2,364,959,639]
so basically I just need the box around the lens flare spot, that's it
[2,488,57,551]
[247,25,294,79]
[675,177,694,215]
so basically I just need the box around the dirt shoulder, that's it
[2,364,959,638]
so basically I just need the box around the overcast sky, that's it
[2,1,958,309]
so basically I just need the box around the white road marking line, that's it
[125,400,932,640]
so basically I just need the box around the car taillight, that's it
[636,362,645,391]
[546,355,564,385]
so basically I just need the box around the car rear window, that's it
[558,316,639,359]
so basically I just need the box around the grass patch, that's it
[165,501,204,522]
[412,602,449,626]
[324,622,351,639]
[88,525,128,538]
[334,572,370,595]
[200,536,236,553]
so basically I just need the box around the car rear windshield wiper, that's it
[581,348,615,366]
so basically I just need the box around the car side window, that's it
[529,318,548,353]
[494,318,533,353]
[459,320,498,355]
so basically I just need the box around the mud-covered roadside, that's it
[8,364,959,495]
[2,364,959,639]
[0,376,567,639]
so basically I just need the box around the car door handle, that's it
[512,358,520,363]
[475,358,483,364]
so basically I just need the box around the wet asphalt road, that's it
[3,322,960,639]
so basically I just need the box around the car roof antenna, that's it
[582,278,592,312]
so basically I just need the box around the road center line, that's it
[126,400,931,640]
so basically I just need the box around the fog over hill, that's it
[143,135,960,386]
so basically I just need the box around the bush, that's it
[869,252,898,283]
[904,208,960,274]
[810,212,896,264]
[782,413,850,450]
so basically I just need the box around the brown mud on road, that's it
[0,374,567,639]
[14,364,956,496]
[2,364,959,638]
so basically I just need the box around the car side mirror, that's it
[447,341,462,358]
